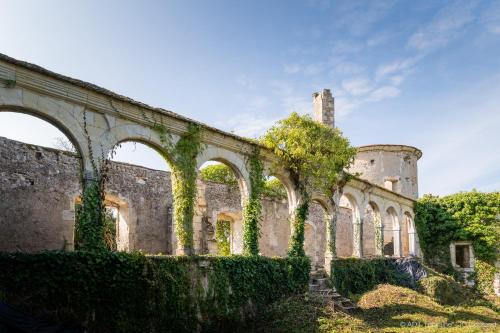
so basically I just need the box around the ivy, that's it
[242,146,265,256]
[215,220,231,256]
[74,110,107,251]
[0,252,310,332]
[153,122,203,255]
[288,201,309,257]
[414,191,500,294]
[331,258,412,297]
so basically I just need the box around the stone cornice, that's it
[0,53,262,157]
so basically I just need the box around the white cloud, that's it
[375,57,418,80]
[367,86,401,102]
[331,60,365,75]
[341,77,372,96]
[407,1,477,51]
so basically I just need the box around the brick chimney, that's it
[312,89,334,128]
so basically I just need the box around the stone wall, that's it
[0,137,356,266]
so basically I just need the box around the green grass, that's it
[244,284,500,333]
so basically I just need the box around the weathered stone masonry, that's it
[0,53,422,269]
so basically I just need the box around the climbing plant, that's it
[415,191,500,293]
[242,146,265,256]
[154,122,203,255]
[261,112,356,257]
[74,110,107,251]
[215,219,231,256]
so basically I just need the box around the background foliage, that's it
[0,252,310,333]
[200,163,238,186]
[414,191,499,293]
[215,219,231,256]
[261,112,356,257]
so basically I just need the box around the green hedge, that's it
[414,191,499,293]
[0,252,309,332]
[331,258,412,297]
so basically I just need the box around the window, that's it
[455,245,470,268]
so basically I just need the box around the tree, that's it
[260,112,356,256]
[199,164,238,186]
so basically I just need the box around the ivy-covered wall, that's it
[414,191,500,294]
[0,252,310,332]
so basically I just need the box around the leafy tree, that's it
[263,177,287,200]
[199,163,238,186]
[215,219,231,255]
[260,112,356,256]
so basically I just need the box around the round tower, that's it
[348,145,422,199]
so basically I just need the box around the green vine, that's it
[242,146,265,256]
[215,220,231,256]
[154,122,203,255]
[74,110,107,251]
[288,201,309,257]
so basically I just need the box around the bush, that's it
[0,252,309,332]
[330,258,412,297]
[417,275,469,305]
[414,191,500,293]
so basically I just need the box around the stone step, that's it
[308,283,320,292]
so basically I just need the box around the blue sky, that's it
[0,0,499,196]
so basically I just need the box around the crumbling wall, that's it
[0,137,355,264]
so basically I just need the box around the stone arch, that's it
[105,124,176,167]
[363,200,382,257]
[197,145,250,202]
[403,211,416,256]
[307,196,331,268]
[0,106,86,252]
[384,206,401,257]
[0,105,88,170]
[338,193,360,257]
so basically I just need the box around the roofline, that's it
[0,52,262,149]
[356,144,422,159]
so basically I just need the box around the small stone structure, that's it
[0,53,422,269]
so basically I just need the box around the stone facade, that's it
[0,137,349,265]
[0,53,421,269]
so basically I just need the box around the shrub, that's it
[414,191,500,293]
[330,258,412,297]
[0,252,309,333]
[417,275,468,305]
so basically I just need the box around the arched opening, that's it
[383,207,400,257]
[403,212,416,257]
[105,140,173,254]
[198,161,247,255]
[259,175,291,257]
[363,201,381,257]
[0,111,83,252]
[338,194,358,257]
[306,198,330,268]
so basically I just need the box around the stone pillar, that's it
[393,227,402,257]
[374,214,384,256]
[312,89,335,128]
[352,215,363,258]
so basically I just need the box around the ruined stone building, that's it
[0,54,421,270]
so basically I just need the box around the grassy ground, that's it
[244,284,500,333]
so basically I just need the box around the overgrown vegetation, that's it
[200,163,238,186]
[154,123,204,255]
[414,191,500,293]
[0,252,310,333]
[200,164,287,200]
[261,112,356,257]
[216,219,231,255]
[330,258,412,297]
[245,284,500,333]
[74,110,107,251]
[242,147,265,256]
